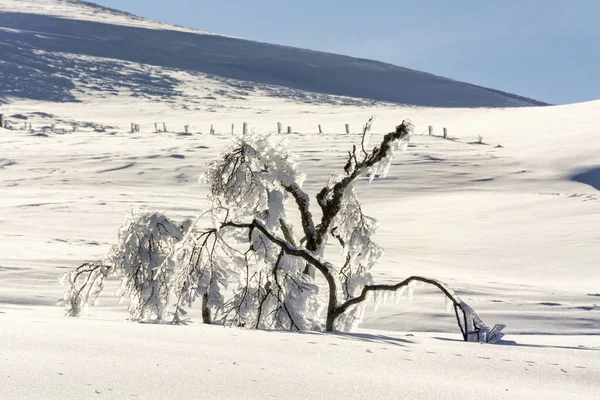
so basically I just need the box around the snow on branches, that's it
[59,120,503,343]
[59,211,184,322]
[203,132,305,227]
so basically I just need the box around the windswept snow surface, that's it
[2,312,598,400]
[0,1,598,399]
[1,97,599,398]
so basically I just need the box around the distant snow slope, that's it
[0,0,548,107]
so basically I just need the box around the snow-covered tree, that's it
[60,119,504,343]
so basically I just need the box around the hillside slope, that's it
[0,0,547,107]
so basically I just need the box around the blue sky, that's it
[92,0,599,105]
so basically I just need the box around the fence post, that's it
[318,124,322,134]
[155,123,159,133]
[277,122,282,134]
[28,123,32,131]
[51,124,55,132]
[185,125,189,134]
[131,123,135,133]
[231,124,234,135]
[163,123,167,132]
[345,123,350,134]
[0,114,3,128]
[135,124,140,133]
[429,125,433,136]
[287,126,292,134]
[243,122,247,135]
[210,125,215,135]
[443,127,448,139]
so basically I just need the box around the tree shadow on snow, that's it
[433,335,600,352]
[265,329,415,347]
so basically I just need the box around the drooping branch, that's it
[271,250,301,331]
[59,262,112,317]
[224,219,341,329]
[225,221,337,283]
[333,276,499,342]
[171,228,219,325]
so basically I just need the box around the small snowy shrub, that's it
[60,120,503,343]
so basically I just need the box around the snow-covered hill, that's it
[0,1,598,399]
[0,0,548,107]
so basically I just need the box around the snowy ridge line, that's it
[0,0,227,36]
[1,0,547,107]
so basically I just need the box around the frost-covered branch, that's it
[360,116,375,158]
[108,212,183,322]
[59,211,184,322]
[283,182,317,250]
[193,218,320,330]
[224,219,339,326]
[333,276,504,343]
[315,121,412,249]
[58,262,112,317]
[168,226,232,325]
